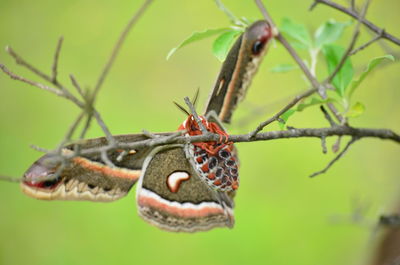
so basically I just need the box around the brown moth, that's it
[21,20,273,232]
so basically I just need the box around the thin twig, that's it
[321,136,328,154]
[56,111,85,153]
[249,88,318,137]
[0,176,23,183]
[332,136,342,153]
[309,137,358,177]
[350,0,356,11]
[1,54,84,108]
[6,46,53,83]
[69,74,85,98]
[0,64,64,97]
[255,0,319,87]
[92,0,154,100]
[51,36,64,84]
[324,0,369,84]
[142,130,158,139]
[29,144,51,153]
[101,150,115,168]
[92,110,115,145]
[254,0,345,125]
[350,29,385,56]
[320,106,337,127]
[311,0,400,46]
[214,0,243,26]
[69,74,115,145]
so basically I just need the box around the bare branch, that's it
[92,110,116,145]
[321,136,328,154]
[254,0,346,125]
[0,64,64,97]
[320,106,337,127]
[250,88,318,137]
[324,0,369,84]
[277,36,322,90]
[92,0,154,100]
[6,46,53,83]
[350,29,385,56]
[56,111,85,153]
[332,136,342,153]
[0,175,22,183]
[309,137,358,178]
[69,74,85,98]
[101,150,115,168]
[51,36,64,84]
[310,0,400,46]
[68,126,400,159]
[350,0,356,11]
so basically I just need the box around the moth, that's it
[21,20,273,232]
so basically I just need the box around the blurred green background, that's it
[0,0,399,265]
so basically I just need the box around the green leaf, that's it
[278,109,296,129]
[270,64,298,73]
[166,28,229,60]
[296,97,333,112]
[280,18,313,49]
[346,102,365,118]
[212,29,242,62]
[314,20,351,48]
[322,44,354,97]
[348,54,395,99]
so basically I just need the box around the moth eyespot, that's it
[252,40,266,55]
[167,171,190,193]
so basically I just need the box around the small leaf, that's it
[346,102,365,118]
[280,18,313,49]
[296,97,333,112]
[278,109,296,129]
[167,28,229,60]
[322,44,354,97]
[270,64,298,73]
[348,54,395,99]
[212,29,242,62]
[315,20,351,48]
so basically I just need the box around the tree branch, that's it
[249,88,318,138]
[51,36,63,84]
[324,0,369,84]
[254,0,346,126]
[310,0,400,46]
[65,126,399,159]
[309,137,358,177]
[92,0,154,100]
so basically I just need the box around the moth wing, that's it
[204,34,244,123]
[136,145,234,232]
[21,133,173,202]
[204,20,273,123]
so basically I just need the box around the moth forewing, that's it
[21,133,173,202]
[204,20,273,123]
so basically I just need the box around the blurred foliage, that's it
[0,1,400,265]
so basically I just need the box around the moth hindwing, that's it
[136,144,234,232]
